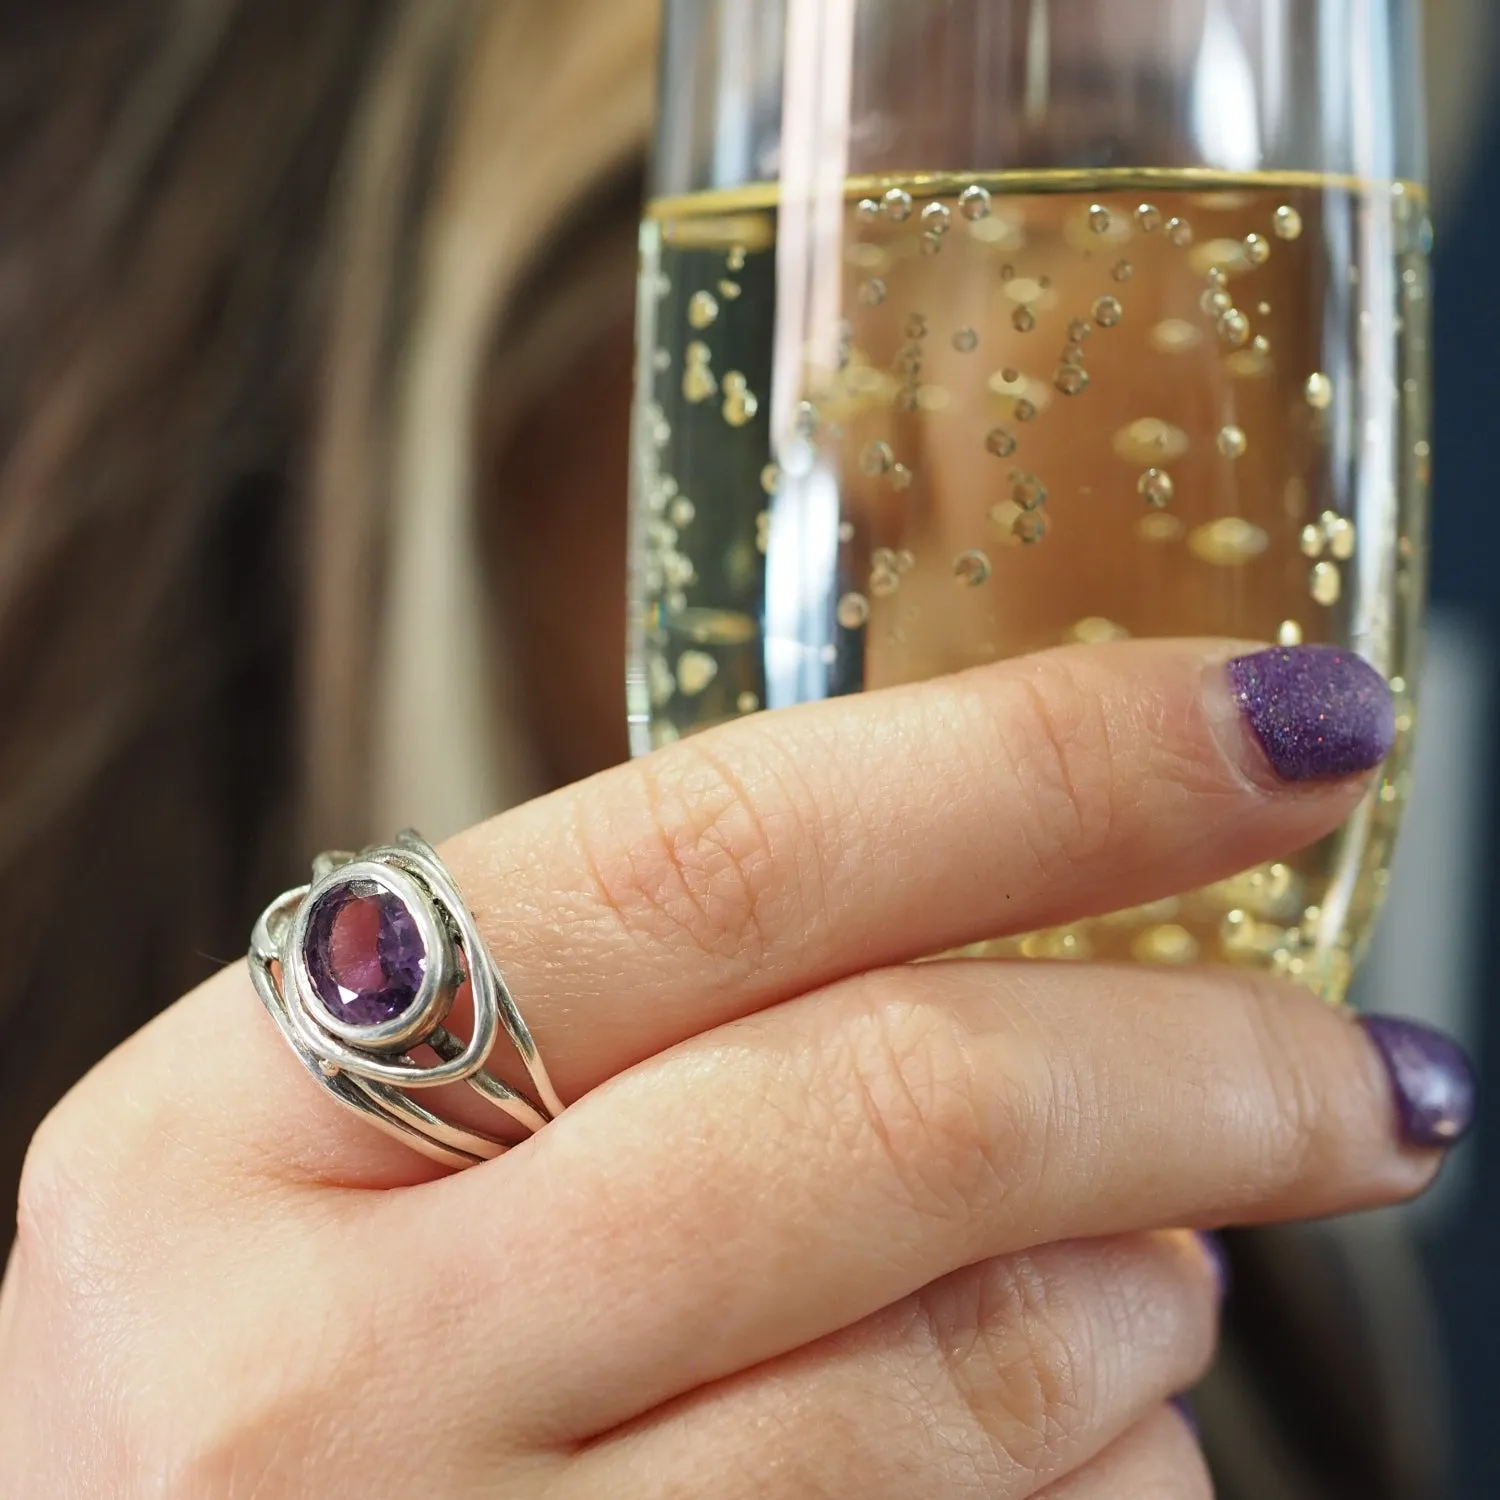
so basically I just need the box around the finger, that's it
[440,959,1453,1438]
[452,639,1391,1096]
[1032,1406,1212,1500]
[49,639,1391,1193]
[565,1232,1219,1500]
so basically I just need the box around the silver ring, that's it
[248,830,564,1168]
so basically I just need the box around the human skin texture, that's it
[0,639,1472,1499]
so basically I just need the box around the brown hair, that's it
[0,0,655,1210]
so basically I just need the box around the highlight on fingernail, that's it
[1227,645,1395,783]
[1360,1015,1478,1150]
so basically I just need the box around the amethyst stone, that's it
[304,880,428,1028]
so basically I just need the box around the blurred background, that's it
[1375,4,1500,1492]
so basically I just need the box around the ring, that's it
[249,830,564,1168]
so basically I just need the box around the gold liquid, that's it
[629,171,1431,999]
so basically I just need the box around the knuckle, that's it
[14,1086,126,1302]
[16,1084,453,1494]
[14,1106,74,1259]
[1230,978,1333,1185]
[16,1092,313,1492]
[1173,970,1367,1202]
[916,1254,1094,1482]
[968,657,1121,880]
[16,1043,210,1295]
[813,984,1031,1227]
[12,1096,158,1484]
[29,1227,370,1495]
[149,1298,355,1497]
[575,732,814,967]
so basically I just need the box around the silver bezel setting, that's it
[249,830,566,1168]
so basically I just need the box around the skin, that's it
[0,634,1443,1498]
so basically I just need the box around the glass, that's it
[628,0,1430,1001]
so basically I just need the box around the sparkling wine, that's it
[628,171,1430,998]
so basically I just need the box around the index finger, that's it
[47,638,1392,1190]
[452,637,1390,1091]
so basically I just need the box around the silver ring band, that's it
[249,830,563,1168]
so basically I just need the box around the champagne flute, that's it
[628,0,1430,1000]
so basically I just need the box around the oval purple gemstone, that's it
[303,880,428,1028]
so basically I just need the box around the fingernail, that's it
[1227,645,1395,782]
[1360,1015,1478,1150]
[1195,1231,1230,1302]
[1171,1394,1200,1440]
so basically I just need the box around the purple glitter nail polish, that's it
[1227,645,1395,782]
[1360,1016,1478,1150]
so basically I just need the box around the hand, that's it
[0,640,1471,1498]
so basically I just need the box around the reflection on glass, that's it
[628,0,1430,1000]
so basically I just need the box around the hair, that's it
[0,0,656,1207]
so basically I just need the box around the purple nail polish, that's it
[1195,1231,1230,1302]
[1360,1016,1477,1150]
[1171,1394,1200,1439]
[1227,645,1395,782]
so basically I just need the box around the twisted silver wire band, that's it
[249,830,564,1168]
